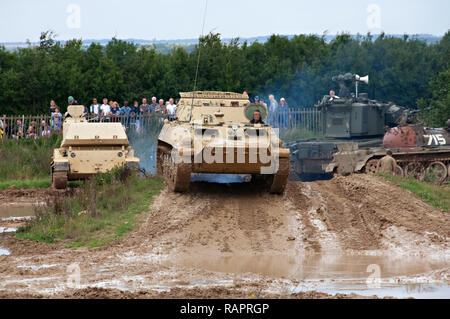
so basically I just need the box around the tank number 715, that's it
[424,134,446,146]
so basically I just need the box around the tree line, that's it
[0,31,448,126]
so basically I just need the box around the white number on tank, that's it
[424,134,446,146]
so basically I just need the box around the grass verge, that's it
[16,168,164,247]
[379,173,450,211]
[0,134,62,181]
[0,179,51,189]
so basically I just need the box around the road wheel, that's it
[405,162,425,181]
[395,165,404,177]
[364,159,379,175]
[269,157,290,194]
[156,145,163,177]
[426,161,447,183]
[52,170,68,189]
[161,149,191,192]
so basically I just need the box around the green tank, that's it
[288,73,413,180]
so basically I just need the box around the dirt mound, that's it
[307,175,449,252]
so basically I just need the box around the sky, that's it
[0,0,449,42]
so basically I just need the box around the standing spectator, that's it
[157,99,166,114]
[166,98,177,121]
[90,98,101,120]
[259,97,267,108]
[110,102,121,122]
[279,98,289,129]
[120,101,131,116]
[131,101,140,132]
[131,100,140,115]
[51,108,63,132]
[268,95,278,113]
[120,101,131,129]
[13,119,26,139]
[49,100,57,115]
[149,97,158,113]
[40,120,51,137]
[140,98,150,114]
[51,107,63,120]
[100,98,110,120]
[268,94,278,126]
[52,116,62,133]
[254,96,261,104]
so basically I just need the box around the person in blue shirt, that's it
[120,101,132,129]
[120,101,131,116]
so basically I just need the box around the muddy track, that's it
[0,175,448,298]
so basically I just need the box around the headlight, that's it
[70,153,76,158]
[118,152,123,158]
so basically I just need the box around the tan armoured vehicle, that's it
[51,105,140,189]
[157,91,290,193]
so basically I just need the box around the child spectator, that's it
[41,120,51,137]
[26,121,38,139]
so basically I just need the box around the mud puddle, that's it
[167,253,448,298]
[317,285,450,299]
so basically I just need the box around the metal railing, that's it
[0,108,322,140]
[267,108,322,132]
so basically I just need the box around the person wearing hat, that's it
[68,96,78,105]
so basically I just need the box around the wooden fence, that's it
[0,108,322,140]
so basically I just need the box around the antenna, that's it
[190,0,209,115]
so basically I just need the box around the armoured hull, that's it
[326,124,450,183]
[51,106,140,189]
[157,91,290,194]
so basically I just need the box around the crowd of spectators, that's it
[0,95,178,140]
[0,93,294,140]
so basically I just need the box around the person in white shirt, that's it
[166,98,177,121]
[90,98,101,116]
[100,98,111,118]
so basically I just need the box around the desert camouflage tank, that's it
[326,121,450,183]
[288,73,414,180]
[51,105,140,189]
[157,91,290,193]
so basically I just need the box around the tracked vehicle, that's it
[51,105,140,189]
[326,122,450,182]
[157,91,290,193]
[288,73,414,180]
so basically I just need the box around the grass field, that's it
[379,173,450,211]
[0,179,51,189]
[0,134,61,181]
[16,168,164,247]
